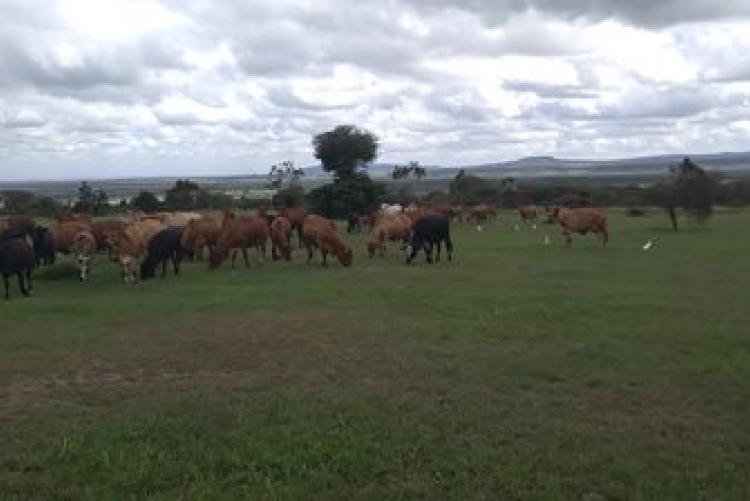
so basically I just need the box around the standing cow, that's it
[549,207,608,248]
[406,214,453,264]
[0,232,35,299]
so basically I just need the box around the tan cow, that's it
[366,214,411,258]
[111,219,165,283]
[549,207,608,248]
[71,231,96,282]
[302,215,352,267]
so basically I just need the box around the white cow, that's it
[380,203,403,216]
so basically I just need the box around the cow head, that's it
[120,255,137,284]
[208,246,228,269]
[337,246,353,267]
[76,253,91,282]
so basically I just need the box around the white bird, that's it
[477,225,483,232]
[532,223,537,231]
[544,234,550,245]
[642,238,655,251]
[514,224,520,232]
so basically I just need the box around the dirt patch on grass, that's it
[0,309,426,419]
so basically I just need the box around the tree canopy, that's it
[312,125,378,179]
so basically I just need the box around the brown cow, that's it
[270,216,292,261]
[466,204,496,224]
[91,219,128,259]
[366,214,411,258]
[518,205,538,223]
[181,216,223,260]
[0,215,35,236]
[302,215,352,267]
[549,207,608,248]
[71,231,96,282]
[278,207,306,246]
[50,221,92,254]
[209,216,268,269]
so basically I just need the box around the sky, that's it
[1,0,750,180]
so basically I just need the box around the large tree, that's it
[659,157,717,230]
[312,125,378,179]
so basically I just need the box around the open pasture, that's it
[1,210,749,499]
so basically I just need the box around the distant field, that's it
[1,209,749,499]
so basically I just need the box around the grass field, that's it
[1,210,749,500]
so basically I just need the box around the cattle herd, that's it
[0,203,608,299]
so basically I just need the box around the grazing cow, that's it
[366,214,411,258]
[91,219,128,260]
[32,226,55,266]
[549,207,608,248]
[0,233,35,299]
[278,207,306,247]
[270,216,292,261]
[71,231,96,282]
[0,215,35,237]
[111,219,165,283]
[518,205,539,223]
[406,214,453,264]
[302,215,353,267]
[181,216,223,260]
[140,228,184,280]
[466,204,496,224]
[209,216,269,269]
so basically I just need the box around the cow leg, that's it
[161,258,168,279]
[563,230,573,248]
[230,250,237,268]
[242,248,250,268]
[435,241,441,263]
[18,272,29,297]
[446,237,453,262]
[321,250,328,267]
[26,268,33,293]
[3,274,10,299]
[271,244,279,261]
[425,244,433,264]
[172,253,180,275]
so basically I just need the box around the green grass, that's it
[1,209,749,500]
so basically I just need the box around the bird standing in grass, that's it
[642,238,655,251]
[544,235,550,245]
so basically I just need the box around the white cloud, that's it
[0,0,749,180]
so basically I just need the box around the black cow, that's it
[32,226,56,266]
[140,228,184,280]
[0,233,35,299]
[406,214,453,264]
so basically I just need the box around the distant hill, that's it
[2,151,749,199]
[301,151,750,181]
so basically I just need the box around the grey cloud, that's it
[406,0,750,27]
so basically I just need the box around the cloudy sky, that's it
[1,0,750,180]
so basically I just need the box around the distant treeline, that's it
[3,159,748,222]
